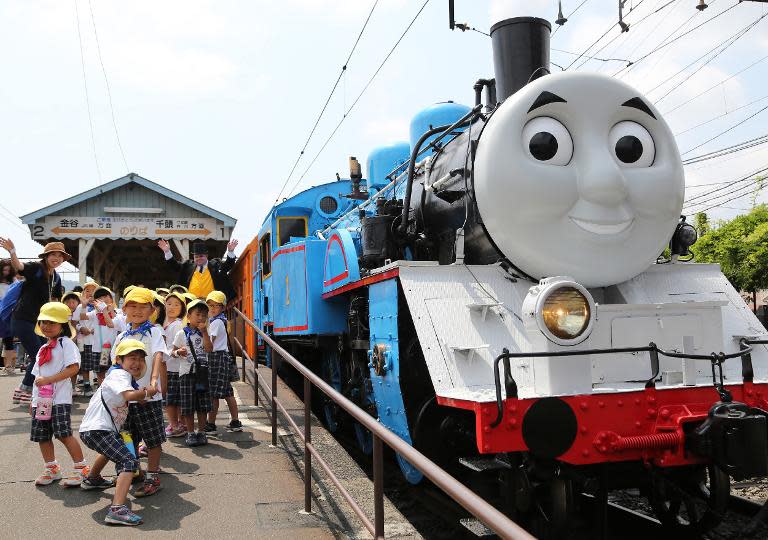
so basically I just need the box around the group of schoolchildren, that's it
[27,283,241,526]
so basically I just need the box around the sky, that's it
[1,0,768,276]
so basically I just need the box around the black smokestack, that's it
[490,17,551,102]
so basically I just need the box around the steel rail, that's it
[232,307,534,540]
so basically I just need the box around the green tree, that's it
[694,204,768,311]
[694,212,709,236]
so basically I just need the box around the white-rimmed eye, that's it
[522,117,573,166]
[609,121,655,167]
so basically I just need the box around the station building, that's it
[21,173,236,293]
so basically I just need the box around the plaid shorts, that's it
[80,345,107,372]
[166,371,181,405]
[30,404,72,442]
[179,373,212,417]
[126,400,166,449]
[80,430,139,474]
[208,351,234,399]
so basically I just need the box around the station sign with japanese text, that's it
[31,216,226,240]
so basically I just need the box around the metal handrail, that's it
[231,307,534,540]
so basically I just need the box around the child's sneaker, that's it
[226,419,243,432]
[35,463,62,486]
[81,385,94,398]
[61,464,89,487]
[185,432,198,447]
[196,432,208,446]
[164,425,174,437]
[170,425,187,438]
[81,475,115,490]
[134,473,161,498]
[104,505,143,526]
[12,387,31,405]
[204,422,218,435]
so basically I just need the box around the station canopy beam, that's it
[20,173,237,294]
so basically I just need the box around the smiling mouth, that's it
[570,217,634,235]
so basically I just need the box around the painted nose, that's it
[578,157,629,206]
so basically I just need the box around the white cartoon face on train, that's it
[473,72,685,287]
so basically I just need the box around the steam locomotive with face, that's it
[232,16,768,536]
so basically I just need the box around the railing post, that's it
[373,434,385,539]
[253,324,259,407]
[304,377,312,514]
[240,315,246,383]
[271,347,278,447]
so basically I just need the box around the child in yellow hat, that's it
[110,287,167,497]
[30,302,89,487]
[204,291,241,435]
[170,299,212,446]
[79,339,159,526]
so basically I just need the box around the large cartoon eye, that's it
[609,121,655,167]
[522,117,573,166]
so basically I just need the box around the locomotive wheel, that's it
[530,477,576,540]
[649,465,730,533]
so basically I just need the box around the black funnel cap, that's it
[490,17,551,102]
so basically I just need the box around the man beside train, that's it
[157,240,238,304]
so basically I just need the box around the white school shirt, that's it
[112,312,128,333]
[162,319,183,372]
[79,368,134,432]
[173,327,205,377]
[208,318,228,352]
[111,325,167,403]
[73,305,96,348]
[31,337,80,407]
[87,311,119,354]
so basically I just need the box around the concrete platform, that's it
[0,364,420,539]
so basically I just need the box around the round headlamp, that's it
[531,278,596,346]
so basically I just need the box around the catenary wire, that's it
[674,95,768,137]
[651,12,767,105]
[551,0,592,38]
[663,53,768,115]
[286,0,431,198]
[682,134,768,164]
[684,164,768,205]
[73,0,101,183]
[680,103,768,156]
[87,0,129,173]
[692,180,767,213]
[612,2,738,77]
[273,0,379,204]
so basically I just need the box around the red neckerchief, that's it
[97,313,107,326]
[38,339,57,367]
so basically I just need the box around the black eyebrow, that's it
[528,91,567,113]
[621,97,656,120]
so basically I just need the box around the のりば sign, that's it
[31,216,225,240]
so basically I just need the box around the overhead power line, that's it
[650,12,767,105]
[612,2,739,77]
[664,53,768,115]
[680,102,768,156]
[73,0,101,183]
[87,0,129,173]
[674,94,768,137]
[684,164,768,206]
[682,134,768,165]
[551,0,593,38]
[692,179,767,214]
[286,0,431,198]
[273,0,380,204]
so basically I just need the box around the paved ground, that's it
[0,364,419,539]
